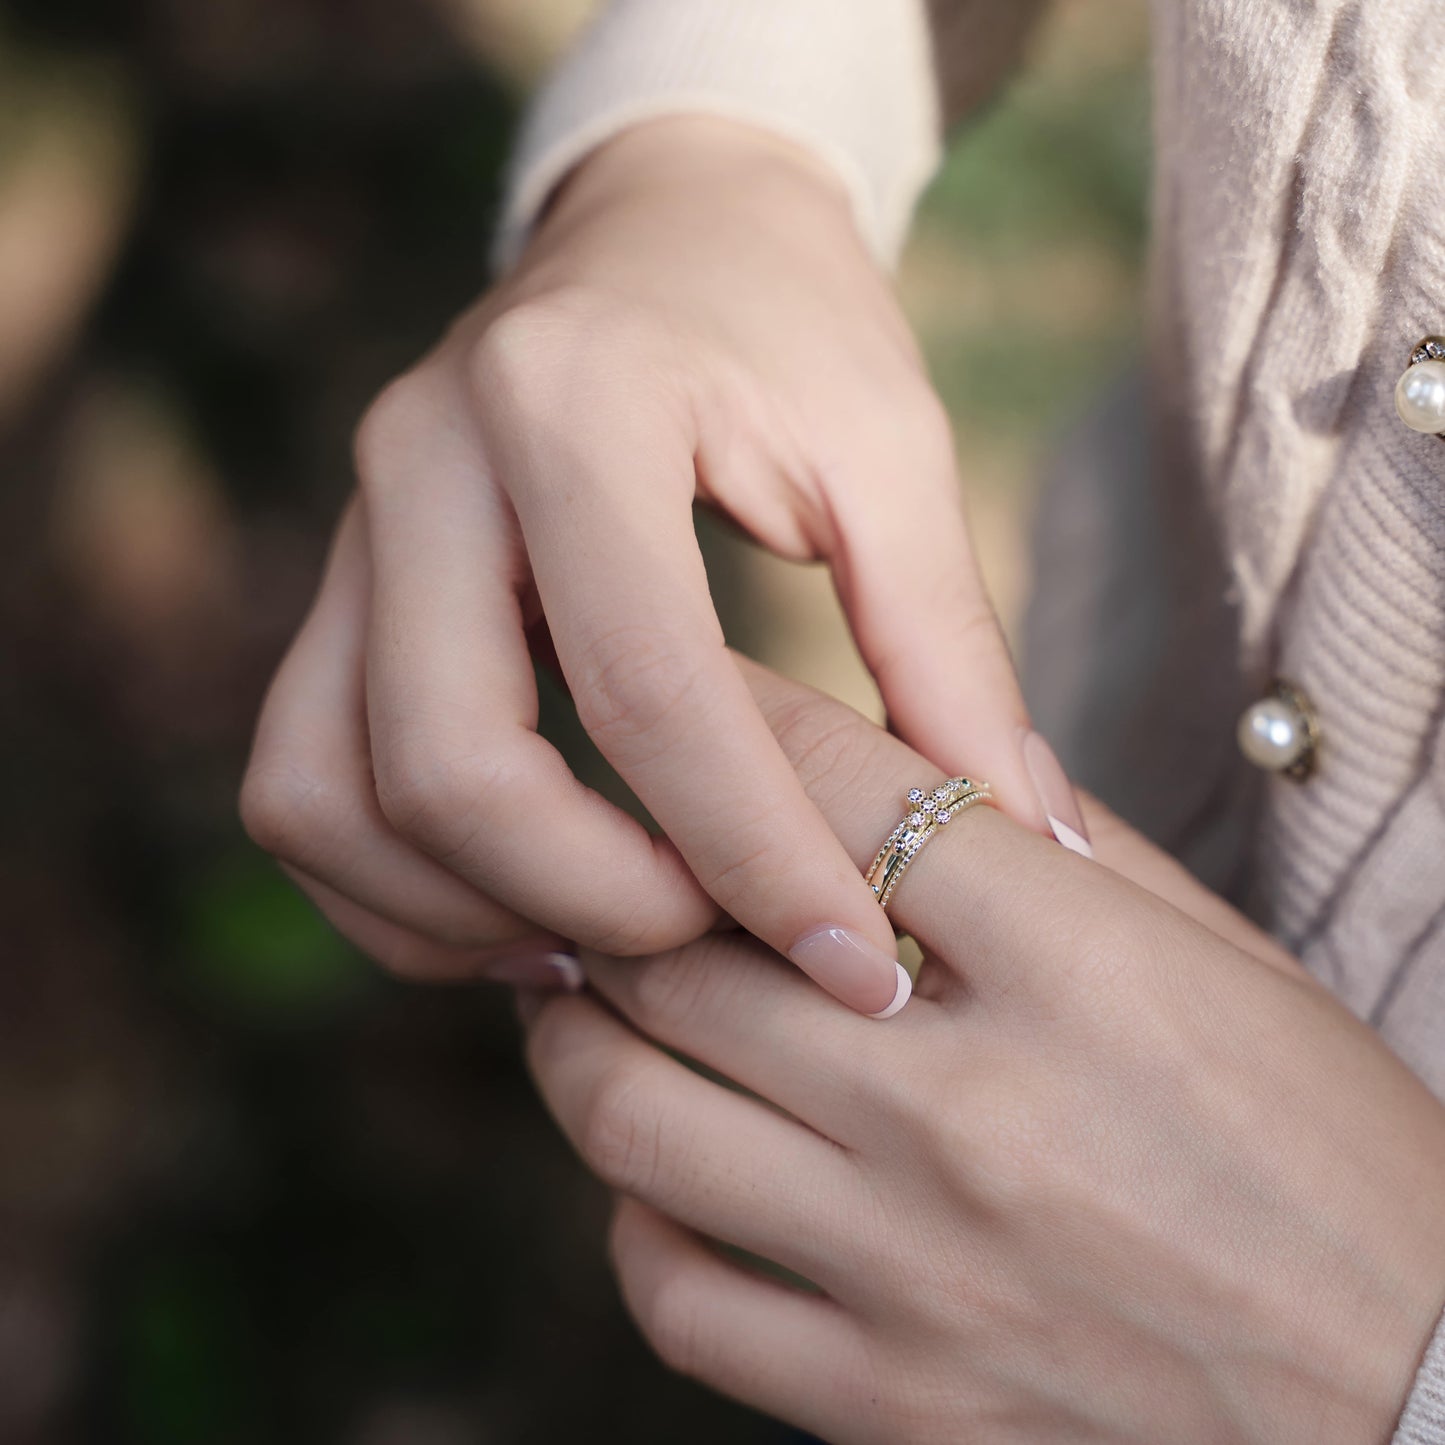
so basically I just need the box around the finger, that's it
[578,937,906,1146]
[240,503,546,955]
[733,650,1052,988]
[284,867,582,989]
[524,989,859,1285]
[829,420,1068,845]
[737,654,1275,992]
[358,375,719,957]
[494,378,905,1016]
[609,1198,875,1444]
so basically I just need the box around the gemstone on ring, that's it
[865,775,995,911]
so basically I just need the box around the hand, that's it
[240,116,1075,1015]
[523,659,1445,1444]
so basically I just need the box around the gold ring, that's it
[865,777,993,912]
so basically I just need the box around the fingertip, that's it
[1048,815,1094,859]
[787,925,901,1016]
[514,987,547,1028]
[480,949,585,991]
[1020,729,1093,858]
[868,961,913,1020]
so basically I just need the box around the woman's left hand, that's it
[522,661,1445,1444]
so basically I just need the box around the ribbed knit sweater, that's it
[495,2,1445,1437]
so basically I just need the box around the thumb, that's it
[830,457,1092,859]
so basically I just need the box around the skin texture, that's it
[239,116,1062,1017]
[522,660,1445,1445]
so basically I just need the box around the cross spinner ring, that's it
[864,777,994,912]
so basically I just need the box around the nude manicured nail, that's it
[789,927,910,1019]
[870,962,913,1020]
[480,950,584,991]
[1021,730,1093,859]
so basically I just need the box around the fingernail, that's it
[480,950,584,991]
[870,962,913,1020]
[788,927,908,1018]
[1021,730,1092,859]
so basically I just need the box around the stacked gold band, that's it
[865,776,993,912]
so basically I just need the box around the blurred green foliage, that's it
[924,63,1149,254]
[182,855,370,1024]
[912,49,1149,442]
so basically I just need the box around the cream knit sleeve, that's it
[490,0,942,274]
[1396,1317,1445,1444]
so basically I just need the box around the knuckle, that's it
[373,732,520,862]
[1053,898,1153,1002]
[469,290,614,418]
[944,1075,1059,1215]
[373,742,466,846]
[862,1058,939,1150]
[935,596,1011,687]
[468,303,555,408]
[239,760,337,867]
[840,377,955,482]
[1053,905,1191,1060]
[955,594,1007,650]
[585,894,672,957]
[690,831,780,909]
[570,624,709,755]
[768,695,878,811]
[581,1063,660,1195]
[469,293,686,476]
[873,587,1002,689]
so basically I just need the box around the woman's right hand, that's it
[240,115,1081,1015]
[525,664,1445,1445]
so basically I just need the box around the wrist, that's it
[532,114,856,250]
[1287,1138,1445,1443]
[1344,1240,1445,1444]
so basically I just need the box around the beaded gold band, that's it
[865,777,993,912]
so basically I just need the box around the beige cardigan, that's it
[496,2,1445,1436]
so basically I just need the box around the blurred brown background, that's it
[0,1,1147,1440]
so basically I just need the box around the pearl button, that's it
[1395,357,1445,433]
[1236,680,1318,780]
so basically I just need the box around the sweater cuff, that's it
[1395,1309,1445,1444]
[491,0,942,274]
